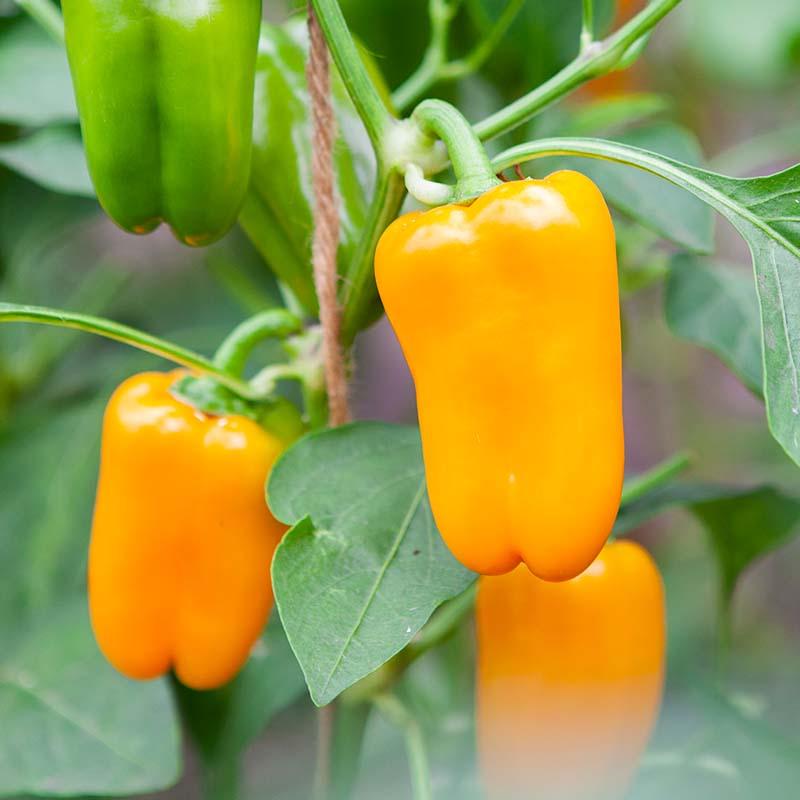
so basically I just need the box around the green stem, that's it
[392,0,454,113]
[393,0,523,112]
[440,0,524,80]
[474,0,683,141]
[341,168,406,344]
[0,302,256,399]
[212,309,302,377]
[201,758,240,800]
[328,702,372,800]
[412,99,500,202]
[581,0,595,52]
[373,695,432,800]
[621,452,692,506]
[310,0,394,150]
[13,0,64,42]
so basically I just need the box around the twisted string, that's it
[307,4,350,426]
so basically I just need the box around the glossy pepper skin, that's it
[375,172,623,580]
[476,540,666,800]
[61,0,261,246]
[89,372,286,690]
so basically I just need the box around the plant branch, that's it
[373,694,432,800]
[621,452,692,506]
[0,302,256,398]
[393,0,523,112]
[441,0,524,80]
[340,168,406,344]
[13,0,64,42]
[581,0,595,52]
[474,0,683,142]
[309,0,394,151]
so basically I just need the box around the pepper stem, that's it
[411,99,501,203]
[213,309,303,378]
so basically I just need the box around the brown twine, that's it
[307,3,350,426]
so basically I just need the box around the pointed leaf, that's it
[268,422,474,706]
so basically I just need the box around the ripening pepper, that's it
[61,0,262,246]
[476,540,666,800]
[89,371,286,690]
[375,172,623,580]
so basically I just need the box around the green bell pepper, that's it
[62,1,262,247]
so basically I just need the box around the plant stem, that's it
[373,694,432,800]
[13,0,64,42]
[413,99,500,202]
[474,0,683,141]
[328,702,372,800]
[310,0,394,151]
[212,309,302,377]
[0,302,256,398]
[393,0,523,112]
[392,0,454,113]
[621,452,692,506]
[581,0,595,52]
[440,0,524,81]
[340,168,406,344]
[201,758,240,800]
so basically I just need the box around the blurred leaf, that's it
[576,123,714,252]
[0,600,180,797]
[177,612,306,765]
[240,20,374,315]
[556,93,673,138]
[690,487,800,604]
[680,0,800,88]
[0,395,103,623]
[269,422,475,706]
[0,18,77,125]
[666,255,763,395]
[633,687,800,800]
[0,126,93,197]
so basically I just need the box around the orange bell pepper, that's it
[476,540,666,800]
[376,173,623,579]
[89,371,286,690]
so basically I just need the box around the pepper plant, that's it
[0,0,799,798]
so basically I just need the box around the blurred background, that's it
[1,0,799,797]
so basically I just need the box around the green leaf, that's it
[576,123,715,252]
[269,422,475,706]
[177,612,306,765]
[0,126,94,197]
[240,20,374,315]
[493,139,800,468]
[665,254,763,395]
[0,18,77,126]
[0,600,180,797]
[690,486,800,604]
